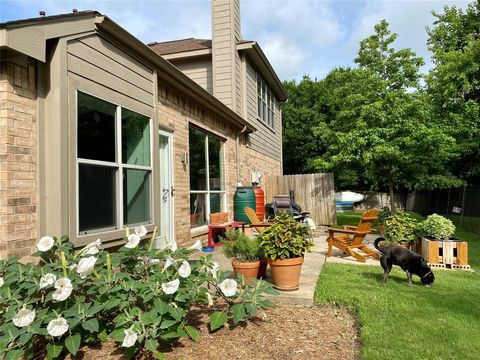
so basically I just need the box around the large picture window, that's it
[257,75,275,128]
[189,126,225,228]
[77,92,152,234]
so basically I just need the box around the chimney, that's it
[211,0,242,114]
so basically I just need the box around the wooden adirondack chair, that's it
[244,207,273,234]
[326,208,380,262]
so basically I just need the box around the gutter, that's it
[95,16,256,133]
[236,125,248,183]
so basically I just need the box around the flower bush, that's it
[0,226,277,359]
[420,214,456,240]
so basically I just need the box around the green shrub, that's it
[0,227,277,359]
[420,214,456,240]
[258,212,313,260]
[220,230,262,262]
[377,207,392,225]
[384,210,420,245]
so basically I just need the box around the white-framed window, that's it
[257,75,275,128]
[77,91,152,235]
[189,126,225,228]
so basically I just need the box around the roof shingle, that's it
[148,38,212,55]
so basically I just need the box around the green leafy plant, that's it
[258,212,313,260]
[0,226,277,359]
[420,214,456,240]
[383,210,420,245]
[220,230,262,262]
[377,207,392,225]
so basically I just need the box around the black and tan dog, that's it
[374,238,435,286]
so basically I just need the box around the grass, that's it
[320,210,480,358]
[315,263,480,360]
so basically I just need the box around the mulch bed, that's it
[70,304,360,359]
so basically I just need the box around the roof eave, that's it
[237,41,287,102]
[95,17,255,133]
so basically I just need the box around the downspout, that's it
[236,125,248,184]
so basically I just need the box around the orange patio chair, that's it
[244,207,273,234]
[326,208,380,262]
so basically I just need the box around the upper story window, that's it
[77,91,152,234]
[257,75,275,128]
[189,126,225,228]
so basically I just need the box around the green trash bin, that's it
[234,187,256,224]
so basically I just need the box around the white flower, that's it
[39,273,56,289]
[12,308,35,327]
[138,256,160,265]
[47,317,69,337]
[163,256,177,271]
[76,256,97,279]
[162,279,180,295]
[148,258,160,265]
[0,277,4,287]
[188,239,203,251]
[209,262,220,279]
[166,237,177,252]
[134,225,147,238]
[219,279,237,297]
[52,277,73,302]
[206,292,214,307]
[69,264,77,271]
[125,234,140,249]
[122,328,138,348]
[178,261,191,278]
[82,239,102,256]
[37,236,55,252]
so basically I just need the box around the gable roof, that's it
[148,38,212,55]
[0,11,255,133]
[150,38,287,102]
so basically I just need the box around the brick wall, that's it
[157,83,281,246]
[0,50,38,259]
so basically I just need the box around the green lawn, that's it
[315,263,480,360]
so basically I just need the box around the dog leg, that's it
[406,272,413,287]
[380,256,391,284]
[383,272,389,284]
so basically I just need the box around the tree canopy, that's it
[282,2,479,209]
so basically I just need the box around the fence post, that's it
[460,182,467,228]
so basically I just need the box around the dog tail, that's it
[374,237,385,253]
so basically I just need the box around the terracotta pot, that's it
[267,257,304,291]
[258,259,268,279]
[231,260,262,284]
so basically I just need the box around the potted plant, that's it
[220,229,266,283]
[376,207,392,236]
[257,212,313,291]
[419,214,456,241]
[381,210,420,249]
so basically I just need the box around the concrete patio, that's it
[193,228,381,305]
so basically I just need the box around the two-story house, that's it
[0,0,286,258]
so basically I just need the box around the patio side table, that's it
[207,221,246,247]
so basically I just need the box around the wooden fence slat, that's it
[263,173,336,225]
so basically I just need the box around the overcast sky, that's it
[0,0,471,81]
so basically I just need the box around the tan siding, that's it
[67,34,154,108]
[171,58,213,94]
[245,61,281,161]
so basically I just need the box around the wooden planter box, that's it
[421,238,471,270]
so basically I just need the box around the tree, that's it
[426,1,480,181]
[307,21,460,212]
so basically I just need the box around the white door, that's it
[158,130,174,247]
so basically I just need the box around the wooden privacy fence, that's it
[263,173,336,225]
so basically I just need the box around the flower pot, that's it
[231,260,263,284]
[258,259,268,279]
[267,257,304,291]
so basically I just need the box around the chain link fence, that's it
[408,183,480,237]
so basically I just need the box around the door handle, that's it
[162,188,169,202]
[171,186,175,197]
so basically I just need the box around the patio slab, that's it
[191,228,381,306]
